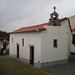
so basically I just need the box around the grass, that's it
[0,55,51,75]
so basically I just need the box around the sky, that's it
[0,0,75,32]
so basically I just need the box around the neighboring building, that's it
[71,28,75,53]
[0,40,9,54]
[0,41,9,49]
[69,15,75,29]
[69,16,75,53]
[10,7,71,67]
[0,41,3,49]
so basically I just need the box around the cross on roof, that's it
[53,6,56,12]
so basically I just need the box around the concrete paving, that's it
[43,54,75,75]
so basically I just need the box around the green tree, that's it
[0,30,9,41]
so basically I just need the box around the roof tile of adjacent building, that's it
[72,28,75,32]
[10,17,68,33]
[0,41,10,44]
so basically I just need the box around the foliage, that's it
[0,30,9,41]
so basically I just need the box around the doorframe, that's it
[16,43,19,58]
[30,45,34,65]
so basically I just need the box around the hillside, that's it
[0,30,9,41]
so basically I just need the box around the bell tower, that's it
[48,6,61,26]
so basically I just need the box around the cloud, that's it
[0,0,75,32]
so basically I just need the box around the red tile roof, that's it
[72,28,75,32]
[10,23,48,33]
[60,17,68,22]
[5,41,10,44]
[0,41,3,43]
[0,41,10,44]
[10,17,68,33]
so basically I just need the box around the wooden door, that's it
[30,45,34,65]
[17,44,19,58]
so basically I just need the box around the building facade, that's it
[71,28,75,53]
[69,15,75,53]
[10,8,71,67]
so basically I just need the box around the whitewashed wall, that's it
[10,19,71,66]
[28,32,41,63]
[10,32,41,63]
[41,20,71,63]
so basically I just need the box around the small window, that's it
[22,38,24,46]
[53,39,57,48]
[12,38,13,43]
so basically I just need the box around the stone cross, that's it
[53,6,56,12]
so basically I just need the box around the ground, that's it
[0,54,75,75]
[0,55,52,75]
[43,54,75,75]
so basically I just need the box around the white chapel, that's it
[10,7,72,67]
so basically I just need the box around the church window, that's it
[12,38,13,43]
[22,38,24,46]
[53,39,57,48]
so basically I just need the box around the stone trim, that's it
[20,57,29,63]
[10,54,16,58]
[35,59,68,68]
[10,54,68,68]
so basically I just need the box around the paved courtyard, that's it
[43,54,75,75]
